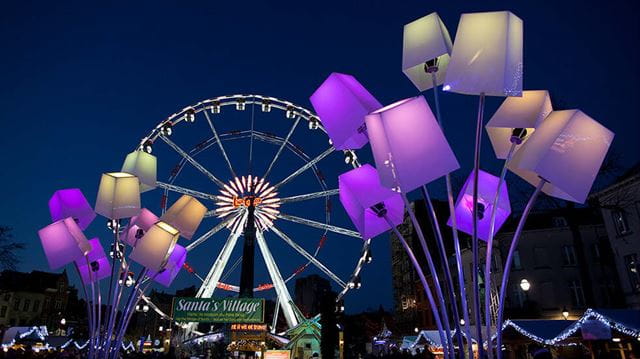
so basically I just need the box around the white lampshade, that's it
[402,12,453,91]
[95,172,141,219]
[508,110,614,203]
[121,150,157,192]
[129,221,179,271]
[486,90,553,159]
[444,11,523,97]
[160,195,206,239]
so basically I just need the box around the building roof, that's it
[0,270,67,293]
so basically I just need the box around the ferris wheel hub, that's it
[215,175,280,232]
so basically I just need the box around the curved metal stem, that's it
[484,143,516,358]
[401,194,453,359]
[421,186,464,357]
[471,93,486,357]
[496,179,545,358]
[383,214,449,358]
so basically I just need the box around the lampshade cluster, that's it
[312,10,614,241]
[39,150,207,288]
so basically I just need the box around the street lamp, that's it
[519,279,530,292]
[414,327,420,333]
[60,318,66,326]
[562,307,569,320]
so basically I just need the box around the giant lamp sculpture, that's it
[121,150,157,193]
[494,109,614,357]
[444,11,523,355]
[160,195,207,240]
[482,90,552,350]
[366,95,459,358]
[49,188,97,230]
[309,72,382,150]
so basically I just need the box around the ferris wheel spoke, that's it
[279,189,340,204]
[186,215,237,252]
[277,213,362,239]
[156,181,217,201]
[271,226,347,288]
[263,116,301,179]
[196,232,242,299]
[202,110,236,179]
[274,146,335,189]
[255,230,300,328]
[159,135,226,189]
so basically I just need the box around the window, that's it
[13,298,20,311]
[44,298,50,309]
[562,245,577,265]
[534,247,549,267]
[553,216,568,227]
[0,306,6,318]
[612,209,631,236]
[22,299,30,312]
[33,300,40,312]
[568,280,586,307]
[625,254,640,292]
[3,293,10,302]
[55,299,62,310]
[513,250,522,270]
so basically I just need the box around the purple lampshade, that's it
[122,208,159,247]
[507,110,614,203]
[148,244,187,287]
[365,96,459,193]
[38,217,92,270]
[446,170,511,241]
[310,73,382,150]
[48,189,96,230]
[338,164,405,239]
[74,238,111,284]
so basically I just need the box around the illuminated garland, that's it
[549,308,640,345]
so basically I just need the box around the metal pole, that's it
[484,143,517,358]
[383,214,449,358]
[495,179,546,358]
[401,195,454,359]
[471,93,486,357]
[430,71,474,359]
[421,186,464,357]
[239,199,257,298]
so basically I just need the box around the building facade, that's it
[0,270,71,329]
[592,165,640,308]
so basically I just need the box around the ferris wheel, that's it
[133,94,372,331]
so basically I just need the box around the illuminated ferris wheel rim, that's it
[134,94,373,329]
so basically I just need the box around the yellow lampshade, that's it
[402,12,453,91]
[486,90,553,159]
[508,110,614,203]
[94,172,141,219]
[121,150,157,192]
[160,195,206,239]
[444,11,523,97]
[129,221,179,271]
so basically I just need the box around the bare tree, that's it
[0,226,25,271]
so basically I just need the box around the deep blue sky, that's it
[1,0,639,314]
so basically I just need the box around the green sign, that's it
[172,297,264,323]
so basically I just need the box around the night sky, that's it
[1,0,639,314]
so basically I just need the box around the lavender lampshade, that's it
[129,221,179,271]
[507,110,614,203]
[338,164,404,239]
[121,150,157,192]
[48,188,96,230]
[38,217,92,270]
[365,96,459,193]
[95,172,141,219]
[148,244,187,287]
[486,90,553,159]
[160,195,206,240]
[444,11,523,96]
[75,238,111,284]
[446,170,511,241]
[402,12,453,91]
[309,73,382,150]
[122,208,159,247]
